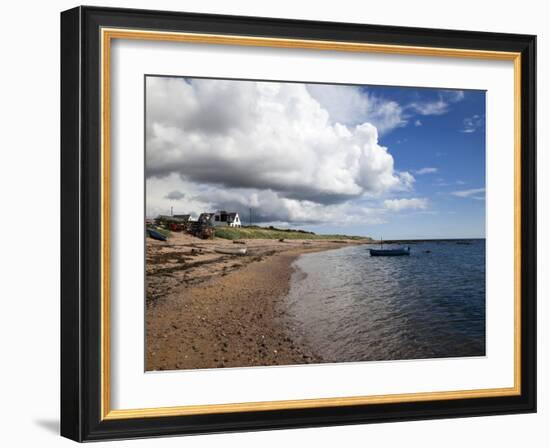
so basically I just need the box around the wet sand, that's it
[145,233,367,371]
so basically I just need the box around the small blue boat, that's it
[147,228,167,242]
[369,247,410,256]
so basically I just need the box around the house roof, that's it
[197,211,239,223]
[215,211,239,222]
[198,212,214,222]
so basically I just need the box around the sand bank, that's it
[145,233,365,370]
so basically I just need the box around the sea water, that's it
[285,240,486,362]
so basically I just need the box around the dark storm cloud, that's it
[164,190,186,200]
[147,159,361,206]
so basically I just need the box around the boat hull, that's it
[215,247,247,255]
[147,228,167,241]
[369,248,410,256]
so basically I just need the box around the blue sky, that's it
[303,85,486,239]
[146,77,486,239]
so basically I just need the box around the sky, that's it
[145,76,486,239]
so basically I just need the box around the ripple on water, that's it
[284,240,486,363]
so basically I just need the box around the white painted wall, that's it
[211,212,242,227]
[0,0,546,446]
[231,214,241,228]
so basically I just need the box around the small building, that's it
[154,214,188,230]
[197,212,215,225]
[190,213,215,239]
[172,214,191,222]
[213,211,242,228]
[198,211,242,228]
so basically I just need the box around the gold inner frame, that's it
[100,28,522,420]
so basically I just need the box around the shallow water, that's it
[285,240,486,362]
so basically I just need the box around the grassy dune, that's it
[214,226,369,241]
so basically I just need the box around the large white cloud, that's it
[306,84,407,134]
[146,77,415,224]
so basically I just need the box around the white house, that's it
[199,211,242,228]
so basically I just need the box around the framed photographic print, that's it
[60,6,536,442]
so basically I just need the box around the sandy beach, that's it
[145,233,366,371]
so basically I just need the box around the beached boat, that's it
[215,247,247,255]
[147,228,167,242]
[369,247,410,256]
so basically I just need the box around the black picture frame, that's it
[61,5,536,442]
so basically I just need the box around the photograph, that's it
[144,75,487,371]
[57,4,537,442]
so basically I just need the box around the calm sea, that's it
[284,240,486,362]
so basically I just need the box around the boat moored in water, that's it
[369,247,410,256]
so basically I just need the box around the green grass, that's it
[214,226,369,241]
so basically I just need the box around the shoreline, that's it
[145,234,365,371]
